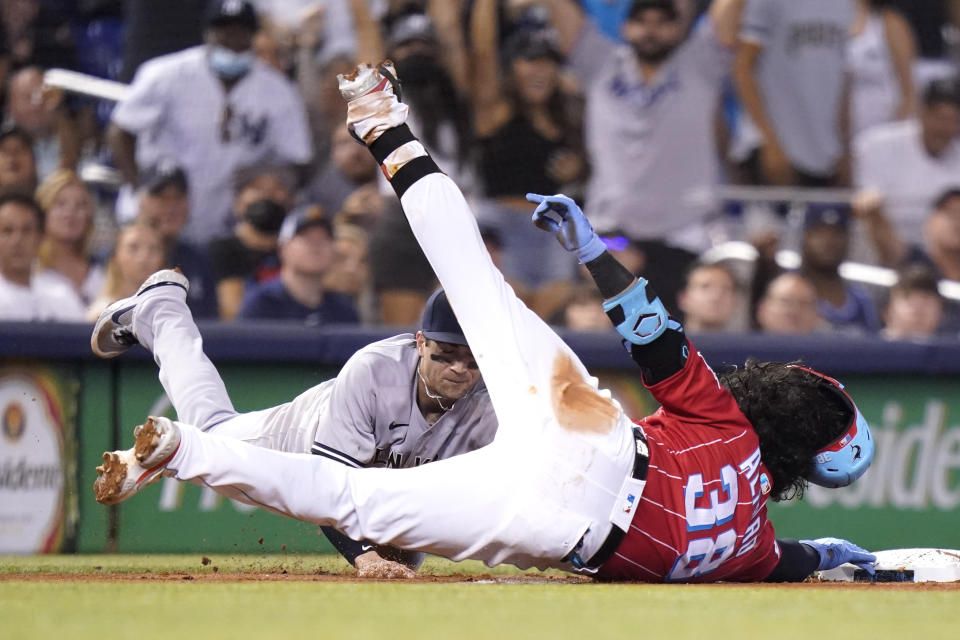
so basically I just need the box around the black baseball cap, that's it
[205,0,259,31]
[803,202,851,231]
[141,160,188,195]
[420,289,467,346]
[0,123,33,148]
[387,13,436,49]
[277,205,332,244]
[922,75,960,109]
[628,0,679,20]
[503,28,564,63]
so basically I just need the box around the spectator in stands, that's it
[882,264,946,340]
[0,0,77,72]
[755,272,823,334]
[677,261,741,333]
[540,0,741,308]
[349,1,472,186]
[0,123,37,193]
[887,0,960,89]
[799,203,881,333]
[34,169,103,305]
[207,164,295,320]
[136,161,219,320]
[854,76,960,248]
[237,205,358,325]
[854,186,959,274]
[732,0,854,186]
[367,197,436,325]
[470,1,586,291]
[4,66,80,180]
[305,125,379,219]
[107,0,312,245]
[555,284,609,331]
[0,190,84,321]
[847,0,917,136]
[322,220,372,322]
[86,221,165,321]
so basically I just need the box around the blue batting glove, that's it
[527,193,606,263]
[801,537,876,575]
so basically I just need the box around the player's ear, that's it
[415,331,426,355]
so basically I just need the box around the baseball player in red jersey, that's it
[94,61,878,582]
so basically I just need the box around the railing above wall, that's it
[2,322,960,375]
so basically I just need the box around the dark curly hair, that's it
[718,360,852,502]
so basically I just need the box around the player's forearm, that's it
[584,251,636,299]
[764,538,820,582]
[107,124,140,187]
[320,525,373,566]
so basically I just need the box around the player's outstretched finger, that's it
[525,192,547,204]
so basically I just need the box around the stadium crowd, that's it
[1,0,959,341]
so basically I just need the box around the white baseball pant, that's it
[133,295,318,455]
[165,173,637,570]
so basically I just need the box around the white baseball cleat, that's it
[94,416,182,505]
[90,268,189,359]
[337,61,408,144]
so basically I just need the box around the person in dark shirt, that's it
[208,164,296,320]
[136,160,219,319]
[237,205,358,325]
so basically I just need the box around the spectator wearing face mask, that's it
[107,0,312,246]
[207,164,295,320]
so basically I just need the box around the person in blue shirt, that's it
[237,205,359,325]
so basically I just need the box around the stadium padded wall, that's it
[1,322,958,553]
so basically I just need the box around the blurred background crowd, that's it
[1,0,959,341]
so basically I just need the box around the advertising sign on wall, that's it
[0,368,77,553]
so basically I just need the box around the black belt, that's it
[564,426,650,571]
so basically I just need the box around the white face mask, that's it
[208,45,254,79]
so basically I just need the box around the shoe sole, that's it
[94,417,179,505]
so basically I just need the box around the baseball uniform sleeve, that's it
[644,343,750,431]
[311,351,379,465]
[739,0,777,48]
[111,57,169,134]
[567,18,618,89]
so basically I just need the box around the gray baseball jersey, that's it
[739,0,855,174]
[292,334,497,468]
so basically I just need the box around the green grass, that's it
[2,555,958,640]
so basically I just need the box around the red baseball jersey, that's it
[598,343,781,582]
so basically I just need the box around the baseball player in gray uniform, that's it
[90,274,497,578]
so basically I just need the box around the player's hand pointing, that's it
[526,193,606,264]
[355,550,418,579]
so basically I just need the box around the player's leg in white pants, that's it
[134,296,314,453]
[165,168,636,570]
[134,295,236,430]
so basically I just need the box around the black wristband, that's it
[390,155,442,198]
[368,124,417,164]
